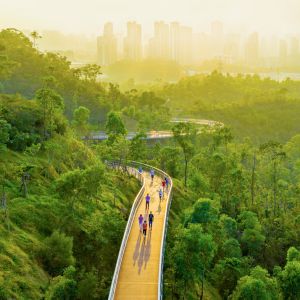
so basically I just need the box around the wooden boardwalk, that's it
[114,171,169,300]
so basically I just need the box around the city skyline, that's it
[1,0,300,36]
[96,21,299,68]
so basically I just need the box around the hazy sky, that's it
[1,0,300,36]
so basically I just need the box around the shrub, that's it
[41,231,75,276]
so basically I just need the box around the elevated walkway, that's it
[108,162,173,300]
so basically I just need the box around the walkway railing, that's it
[107,161,173,300]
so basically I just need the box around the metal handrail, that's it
[107,161,173,300]
[107,163,145,300]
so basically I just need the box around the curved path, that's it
[87,118,222,141]
[108,163,173,300]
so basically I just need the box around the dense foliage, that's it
[158,126,300,299]
[0,30,142,299]
[155,71,300,143]
[0,29,170,130]
[1,27,300,299]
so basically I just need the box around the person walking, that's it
[142,220,147,237]
[145,193,150,210]
[162,179,166,194]
[138,214,143,232]
[165,177,169,191]
[150,169,155,182]
[158,188,163,201]
[149,211,154,230]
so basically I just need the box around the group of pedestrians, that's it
[160,176,169,199]
[137,167,170,239]
[138,211,154,237]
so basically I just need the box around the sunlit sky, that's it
[1,0,300,36]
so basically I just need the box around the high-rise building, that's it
[124,21,142,61]
[210,21,224,57]
[211,21,223,38]
[279,39,287,66]
[193,33,210,63]
[179,26,193,65]
[245,32,259,66]
[169,23,193,65]
[97,22,117,66]
[224,34,240,63]
[170,22,180,63]
[290,37,299,57]
[149,21,170,59]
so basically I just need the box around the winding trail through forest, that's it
[108,118,222,299]
[88,118,222,141]
[108,163,173,300]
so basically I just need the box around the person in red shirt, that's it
[142,220,147,237]
[162,180,166,194]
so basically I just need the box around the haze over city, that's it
[2,1,300,299]
[1,0,300,35]
[1,0,300,73]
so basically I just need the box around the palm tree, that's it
[30,31,42,48]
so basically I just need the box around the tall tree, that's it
[73,64,102,82]
[35,77,64,139]
[277,247,300,299]
[172,224,216,299]
[73,106,90,137]
[231,266,281,300]
[172,122,196,186]
[260,141,286,216]
[30,31,42,48]
[105,111,127,144]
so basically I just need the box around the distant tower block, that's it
[97,22,117,66]
[124,21,142,61]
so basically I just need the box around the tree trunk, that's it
[23,181,27,198]
[1,187,6,208]
[251,153,256,206]
[43,102,47,140]
[200,268,204,300]
[273,161,277,216]
[184,157,188,187]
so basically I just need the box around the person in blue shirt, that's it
[158,188,163,201]
[145,193,150,210]
[150,169,155,182]
[149,211,154,230]
[165,177,169,190]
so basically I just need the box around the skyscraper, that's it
[210,21,224,57]
[97,22,117,66]
[152,21,170,59]
[124,21,142,61]
[178,25,193,65]
[245,32,259,66]
[290,37,299,57]
[170,22,180,63]
[279,39,287,66]
[224,34,240,63]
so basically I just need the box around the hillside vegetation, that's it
[1,28,300,299]
[156,72,300,143]
[0,29,142,299]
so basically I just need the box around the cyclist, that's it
[138,214,143,232]
[145,193,150,210]
[149,211,154,230]
[142,220,147,237]
[138,166,143,174]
